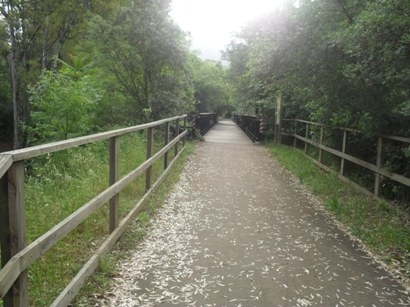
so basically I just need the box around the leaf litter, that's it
[90,138,410,306]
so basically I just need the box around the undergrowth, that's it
[267,143,410,282]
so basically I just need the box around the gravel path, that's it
[96,120,410,306]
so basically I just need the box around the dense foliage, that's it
[223,0,410,202]
[224,0,410,136]
[0,0,230,148]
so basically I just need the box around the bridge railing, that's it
[0,115,187,307]
[233,115,265,142]
[189,113,217,136]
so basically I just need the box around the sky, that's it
[170,0,286,61]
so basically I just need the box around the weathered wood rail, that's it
[281,119,410,198]
[0,115,188,307]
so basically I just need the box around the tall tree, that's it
[90,0,191,122]
[188,54,230,113]
[0,0,120,148]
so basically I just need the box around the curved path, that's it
[97,120,410,306]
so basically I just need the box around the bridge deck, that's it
[98,120,409,306]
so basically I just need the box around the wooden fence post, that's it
[109,137,120,233]
[319,125,324,163]
[183,117,187,147]
[146,127,154,191]
[164,122,170,170]
[374,137,383,196]
[340,130,347,176]
[274,93,282,144]
[293,121,297,148]
[0,161,28,307]
[304,123,309,153]
[174,119,179,157]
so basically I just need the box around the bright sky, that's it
[170,0,286,61]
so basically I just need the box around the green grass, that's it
[267,143,410,281]
[2,131,196,306]
[74,141,196,306]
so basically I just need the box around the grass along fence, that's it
[0,115,187,307]
[281,119,410,202]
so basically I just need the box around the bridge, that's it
[0,116,409,306]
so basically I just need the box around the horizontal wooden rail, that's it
[281,119,410,198]
[0,115,188,307]
[293,134,410,187]
[283,119,410,143]
[51,139,186,307]
[0,155,12,180]
[0,115,186,164]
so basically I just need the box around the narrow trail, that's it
[95,120,410,306]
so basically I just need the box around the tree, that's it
[89,0,192,122]
[187,54,231,114]
[27,63,100,144]
[337,0,410,134]
[225,0,410,135]
[0,0,121,148]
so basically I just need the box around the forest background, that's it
[0,0,409,148]
[0,0,409,197]
[0,1,409,304]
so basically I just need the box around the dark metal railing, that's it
[187,113,217,137]
[233,115,265,142]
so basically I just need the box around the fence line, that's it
[281,119,410,198]
[0,115,188,307]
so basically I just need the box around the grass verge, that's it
[73,141,196,305]
[1,129,195,306]
[267,143,410,283]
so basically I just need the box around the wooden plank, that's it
[164,122,170,170]
[294,119,322,126]
[146,127,154,191]
[0,258,20,301]
[174,119,180,157]
[0,167,12,305]
[6,115,187,162]
[0,155,12,179]
[109,137,120,233]
[294,134,410,187]
[381,135,410,144]
[304,123,309,153]
[319,126,324,163]
[287,119,410,144]
[51,145,187,307]
[6,162,28,306]
[340,130,347,176]
[374,137,383,196]
[182,117,187,147]
[0,130,188,299]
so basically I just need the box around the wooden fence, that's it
[0,115,188,307]
[281,119,410,198]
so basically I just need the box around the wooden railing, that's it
[0,115,188,307]
[281,119,410,198]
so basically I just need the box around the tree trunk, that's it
[7,21,20,149]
